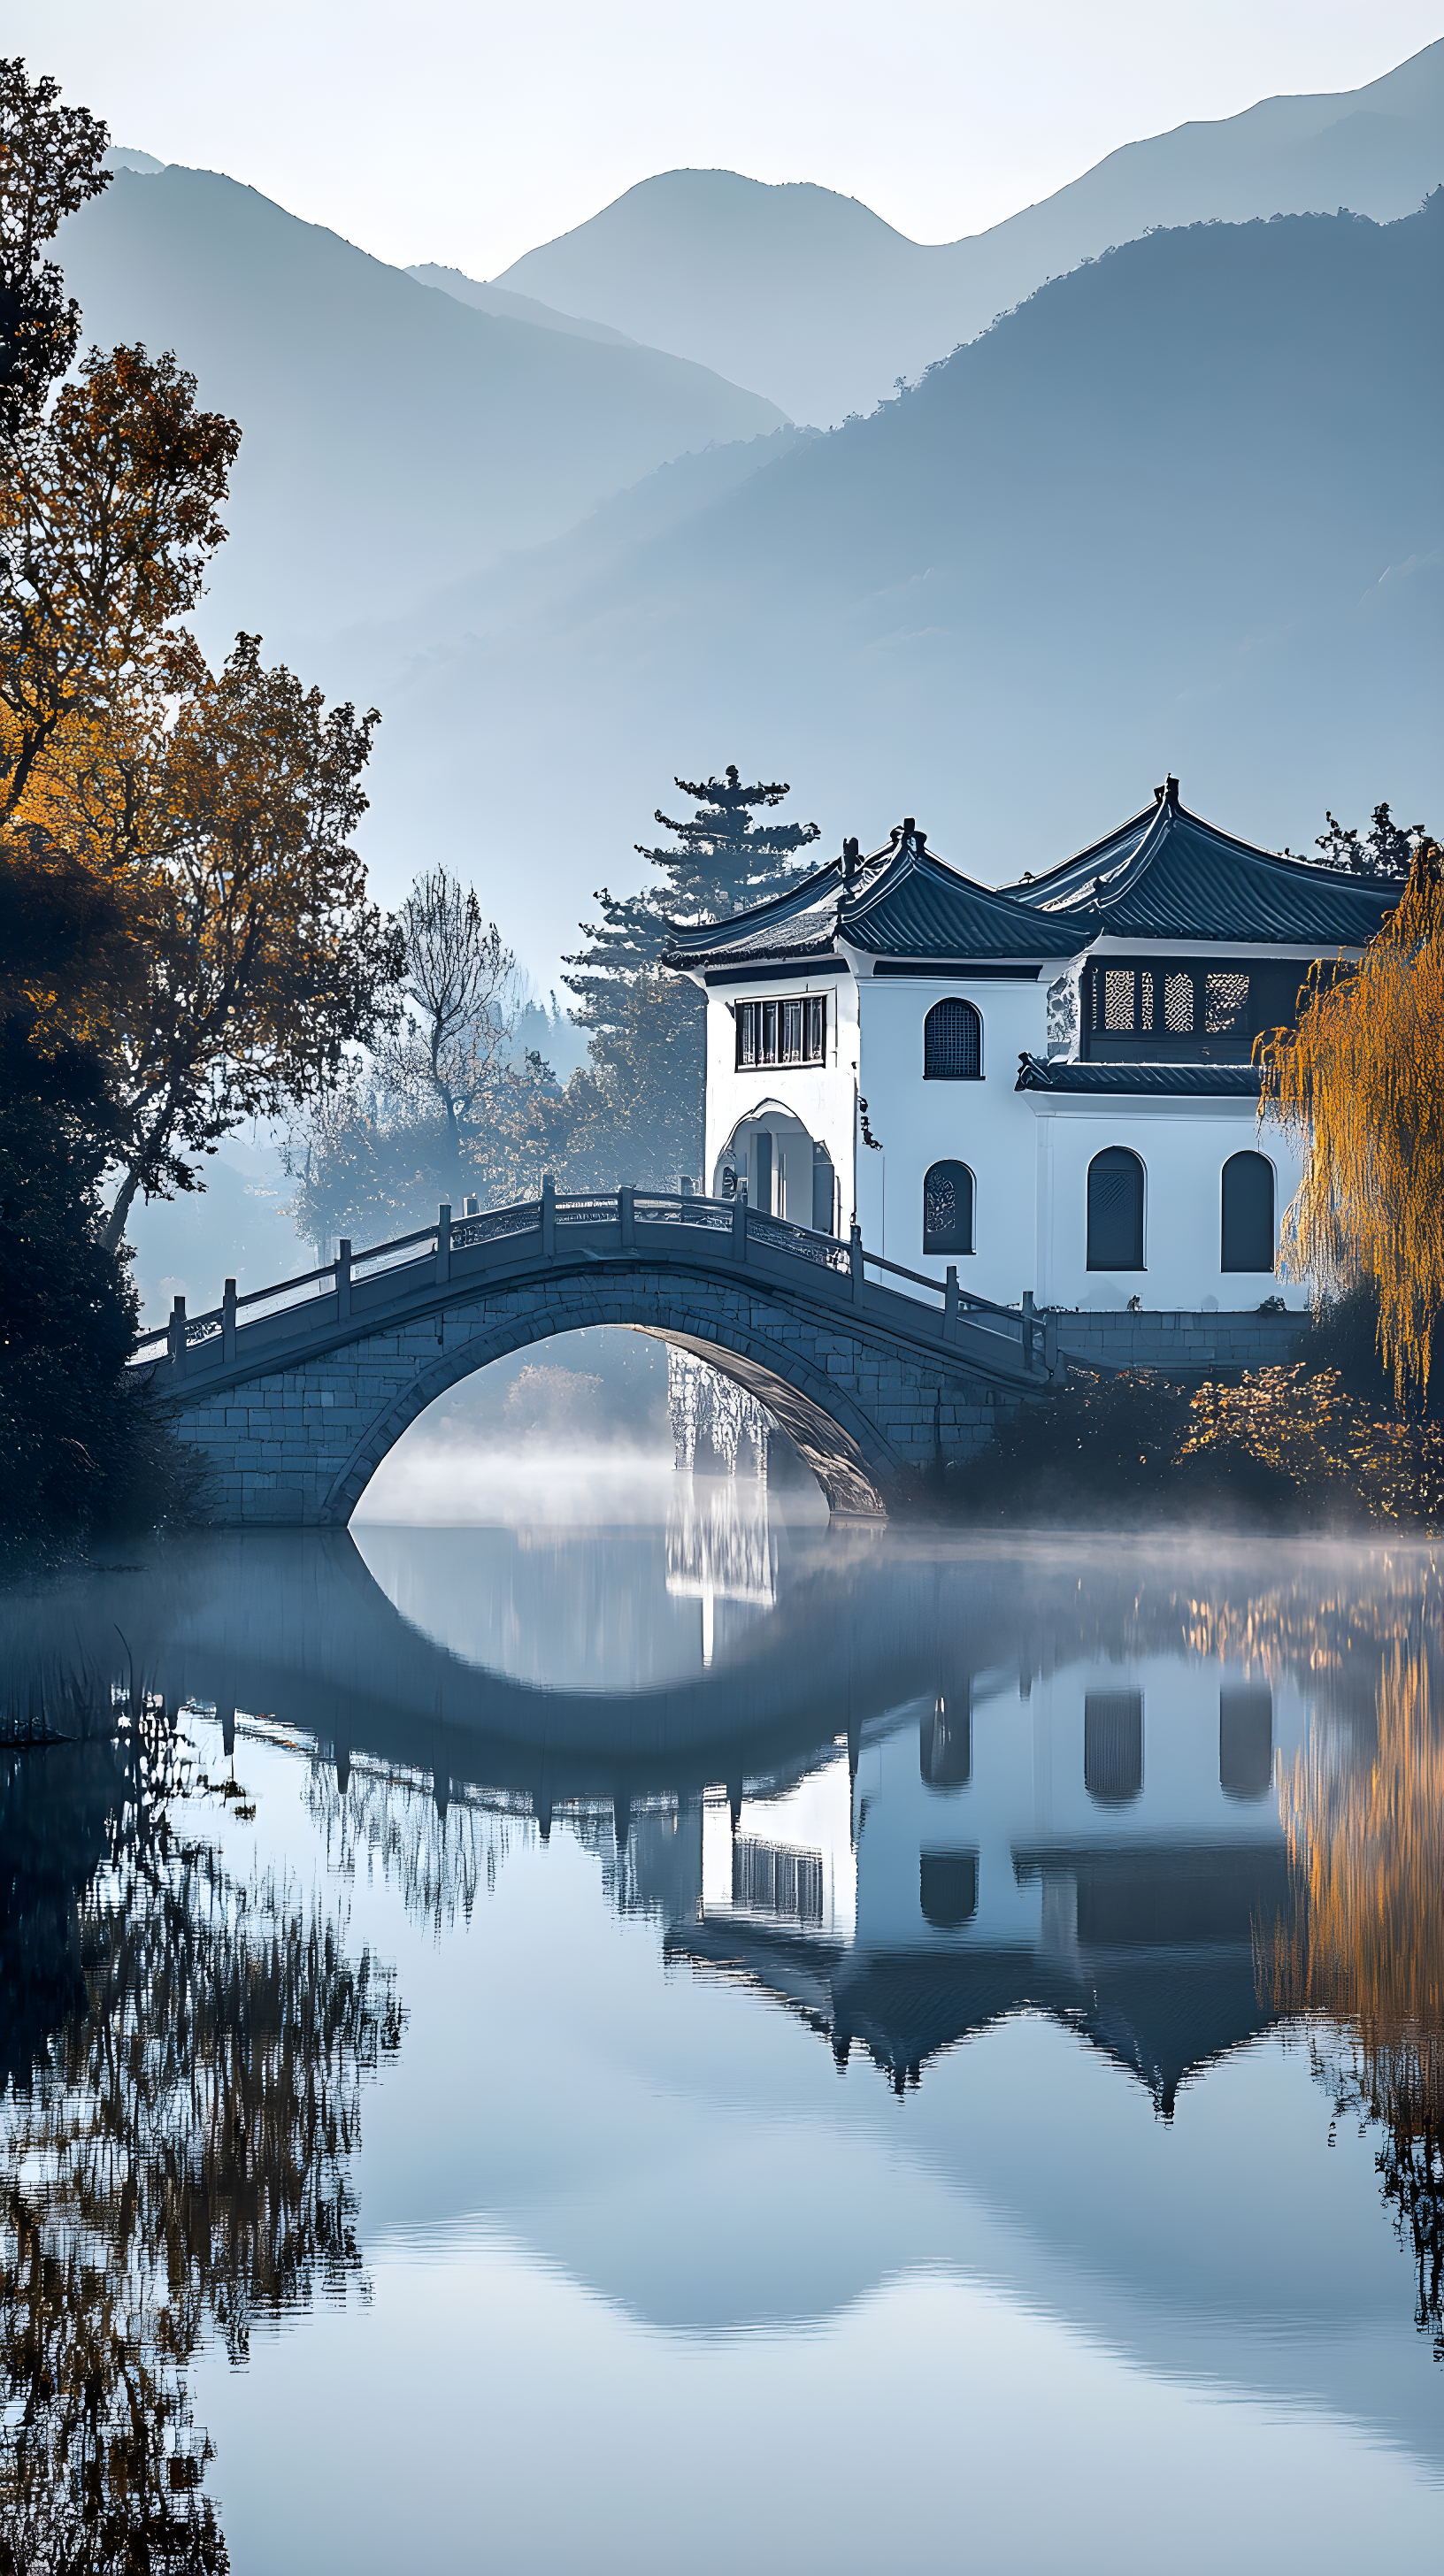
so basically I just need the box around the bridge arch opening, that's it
[336,1302,872,1526]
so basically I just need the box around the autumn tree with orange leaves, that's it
[1259,841,1444,1405]
[0,57,400,1538]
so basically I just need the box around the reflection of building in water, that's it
[665,1478,779,1667]
[702,1754,855,1941]
[657,1652,1306,2112]
[668,1347,772,1477]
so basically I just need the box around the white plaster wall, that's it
[702,970,858,1221]
[849,1653,1301,1956]
[1031,1102,1310,1312]
[855,974,1048,1300]
[697,966,1311,1312]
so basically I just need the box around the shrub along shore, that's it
[946,1290,1444,1530]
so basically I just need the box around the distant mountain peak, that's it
[495,40,1444,426]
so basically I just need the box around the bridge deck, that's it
[134,1187,1058,1399]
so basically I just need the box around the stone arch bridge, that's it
[134,1186,1062,1521]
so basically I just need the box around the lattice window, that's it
[923,998,981,1078]
[1164,971,1194,1032]
[733,1838,824,1923]
[734,995,826,1069]
[1103,970,1135,1031]
[1206,971,1250,1033]
[1140,970,1155,1030]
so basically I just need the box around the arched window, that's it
[1087,1146,1144,1270]
[920,1693,971,1788]
[1219,1685,1272,1800]
[919,1852,978,1928]
[1221,1151,1274,1272]
[924,1160,974,1255]
[924,998,981,1079]
[1085,1692,1143,1805]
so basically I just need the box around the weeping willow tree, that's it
[1264,1644,1444,2353]
[1259,844,1444,1401]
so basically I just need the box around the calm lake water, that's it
[2,1485,1441,2572]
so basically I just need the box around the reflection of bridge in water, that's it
[19,1525,1425,2113]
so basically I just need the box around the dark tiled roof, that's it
[1003,788,1400,947]
[841,843,1085,962]
[1016,1054,1264,1097]
[664,834,1085,973]
[664,855,846,970]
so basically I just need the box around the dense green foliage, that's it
[559,765,818,1190]
[0,830,199,1548]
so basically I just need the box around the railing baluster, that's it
[136,1188,1051,1396]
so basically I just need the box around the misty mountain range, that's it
[365,195,1441,968]
[58,166,785,646]
[51,38,1443,985]
[493,40,1444,425]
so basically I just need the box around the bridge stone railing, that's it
[131,1184,1056,1394]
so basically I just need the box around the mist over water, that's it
[2,1499,1441,2569]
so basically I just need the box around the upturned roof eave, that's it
[1009,794,1403,939]
[662,855,848,959]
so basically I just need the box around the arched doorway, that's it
[715,1103,838,1234]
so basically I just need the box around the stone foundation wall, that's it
[1053,1307,1306,1377]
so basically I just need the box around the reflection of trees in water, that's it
[303,1754,530,1931]
[1055,1545,1443,1713]
[1265,1644,1444,2355]
[0,1727,402,2569]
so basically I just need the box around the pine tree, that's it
[643,764,820,921]
[563,765,818,1034]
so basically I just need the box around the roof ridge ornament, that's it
[1154,775,1180,809]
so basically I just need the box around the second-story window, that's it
[735,994,826,1069]
[924,997,982,1078]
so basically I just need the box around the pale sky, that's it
[20,2,1444,278]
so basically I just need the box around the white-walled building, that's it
[665,779,1397,1313]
